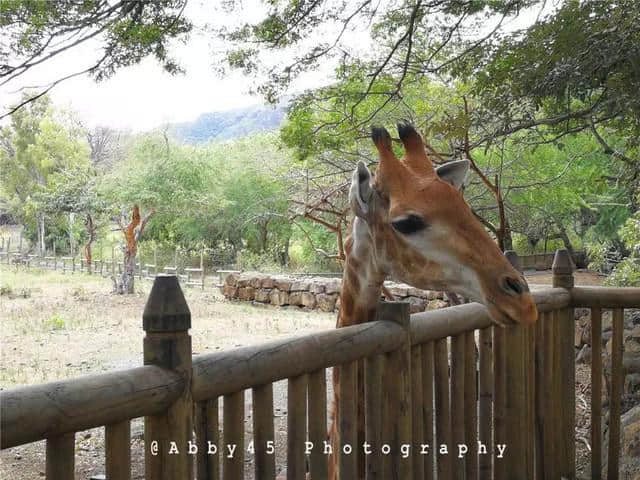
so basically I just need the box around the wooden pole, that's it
[503,250,533,479]
[365,355,384,479]
[287,374,307,480]
[464,330,478,480]
[46,432,75,479]
[106,420,131,480]
[339,360,358,479]
[451,334,465,480]
[223,391,244,480]
[435,337,452,478]
[154,247,158,276]
[309,369,328,479]
[195,398,219,480]
[552,249,576,479]
[421,342,435,480]
[378,301,412,480]
[411,345,424,480]
[253,384,276,480]
[143,275,193,480]
[608,308,624,480]
[479,327,493,478]
[591,308,603,479]
[543,311,556,479]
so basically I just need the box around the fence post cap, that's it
[552,249,575,288]
[504,250,523,273]
[143,275,191,332]
[551,249,574,275]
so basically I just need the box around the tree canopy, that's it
[1,0,191,118]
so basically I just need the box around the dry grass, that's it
[0,267,335,388]
[0,267,335,479]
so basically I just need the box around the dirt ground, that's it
[0,267,608,479]
[0,267,334,479]
[525,269,607,287]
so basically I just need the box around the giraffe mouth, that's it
[486,300,521,327]
[485,295,538,326]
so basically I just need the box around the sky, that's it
[0,1,554,132]
[1,1,336,131]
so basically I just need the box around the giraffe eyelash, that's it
[391,214,427,235]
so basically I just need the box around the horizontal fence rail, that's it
[1,366,184,449]
[2,249,640,480]
[192,319,405,401]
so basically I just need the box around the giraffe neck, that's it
[338,217,385,327]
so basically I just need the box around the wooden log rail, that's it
[2,250,640,480]
[1,366,184,449]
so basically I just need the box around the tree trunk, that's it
[112,205,154,295]
[84,213,96,274]
[37,214,46,256]
[119,248,136,294]
[557,225,575,258]
[259,219,269,252]
[68,212,75,257]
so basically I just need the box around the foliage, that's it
[604,212,640,287]
[0,95,92,251]
[102,132,294,263]
[1,0,191,118]
[471,0,640,132]
[218,0,535,102]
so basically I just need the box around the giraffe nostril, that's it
[501,276,527,295]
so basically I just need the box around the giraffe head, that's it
[349,123,537,325]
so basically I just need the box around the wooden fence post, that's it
[552,249,576,479]
[377,301,412,480]
[143,275,193,480]
[502,250,534,479]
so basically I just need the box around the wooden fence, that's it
[519,250,587,270]
[1,249,639,480]
[0,246,206,289]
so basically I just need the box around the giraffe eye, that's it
[391,215,426,235]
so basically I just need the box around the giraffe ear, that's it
[435,160,469,190]
[349,161,373,218]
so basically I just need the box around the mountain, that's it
[170,103,288,143]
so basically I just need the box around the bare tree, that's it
[112,205,155,294]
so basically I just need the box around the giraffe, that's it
[327,122,538,479]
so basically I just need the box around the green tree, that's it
[0,95,90,254]
[37,165,108,270]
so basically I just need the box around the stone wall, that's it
[220,272,450,313]
[575,308,640,473]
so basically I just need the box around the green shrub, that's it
[605,213,640,287]
[45,313,66,330]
